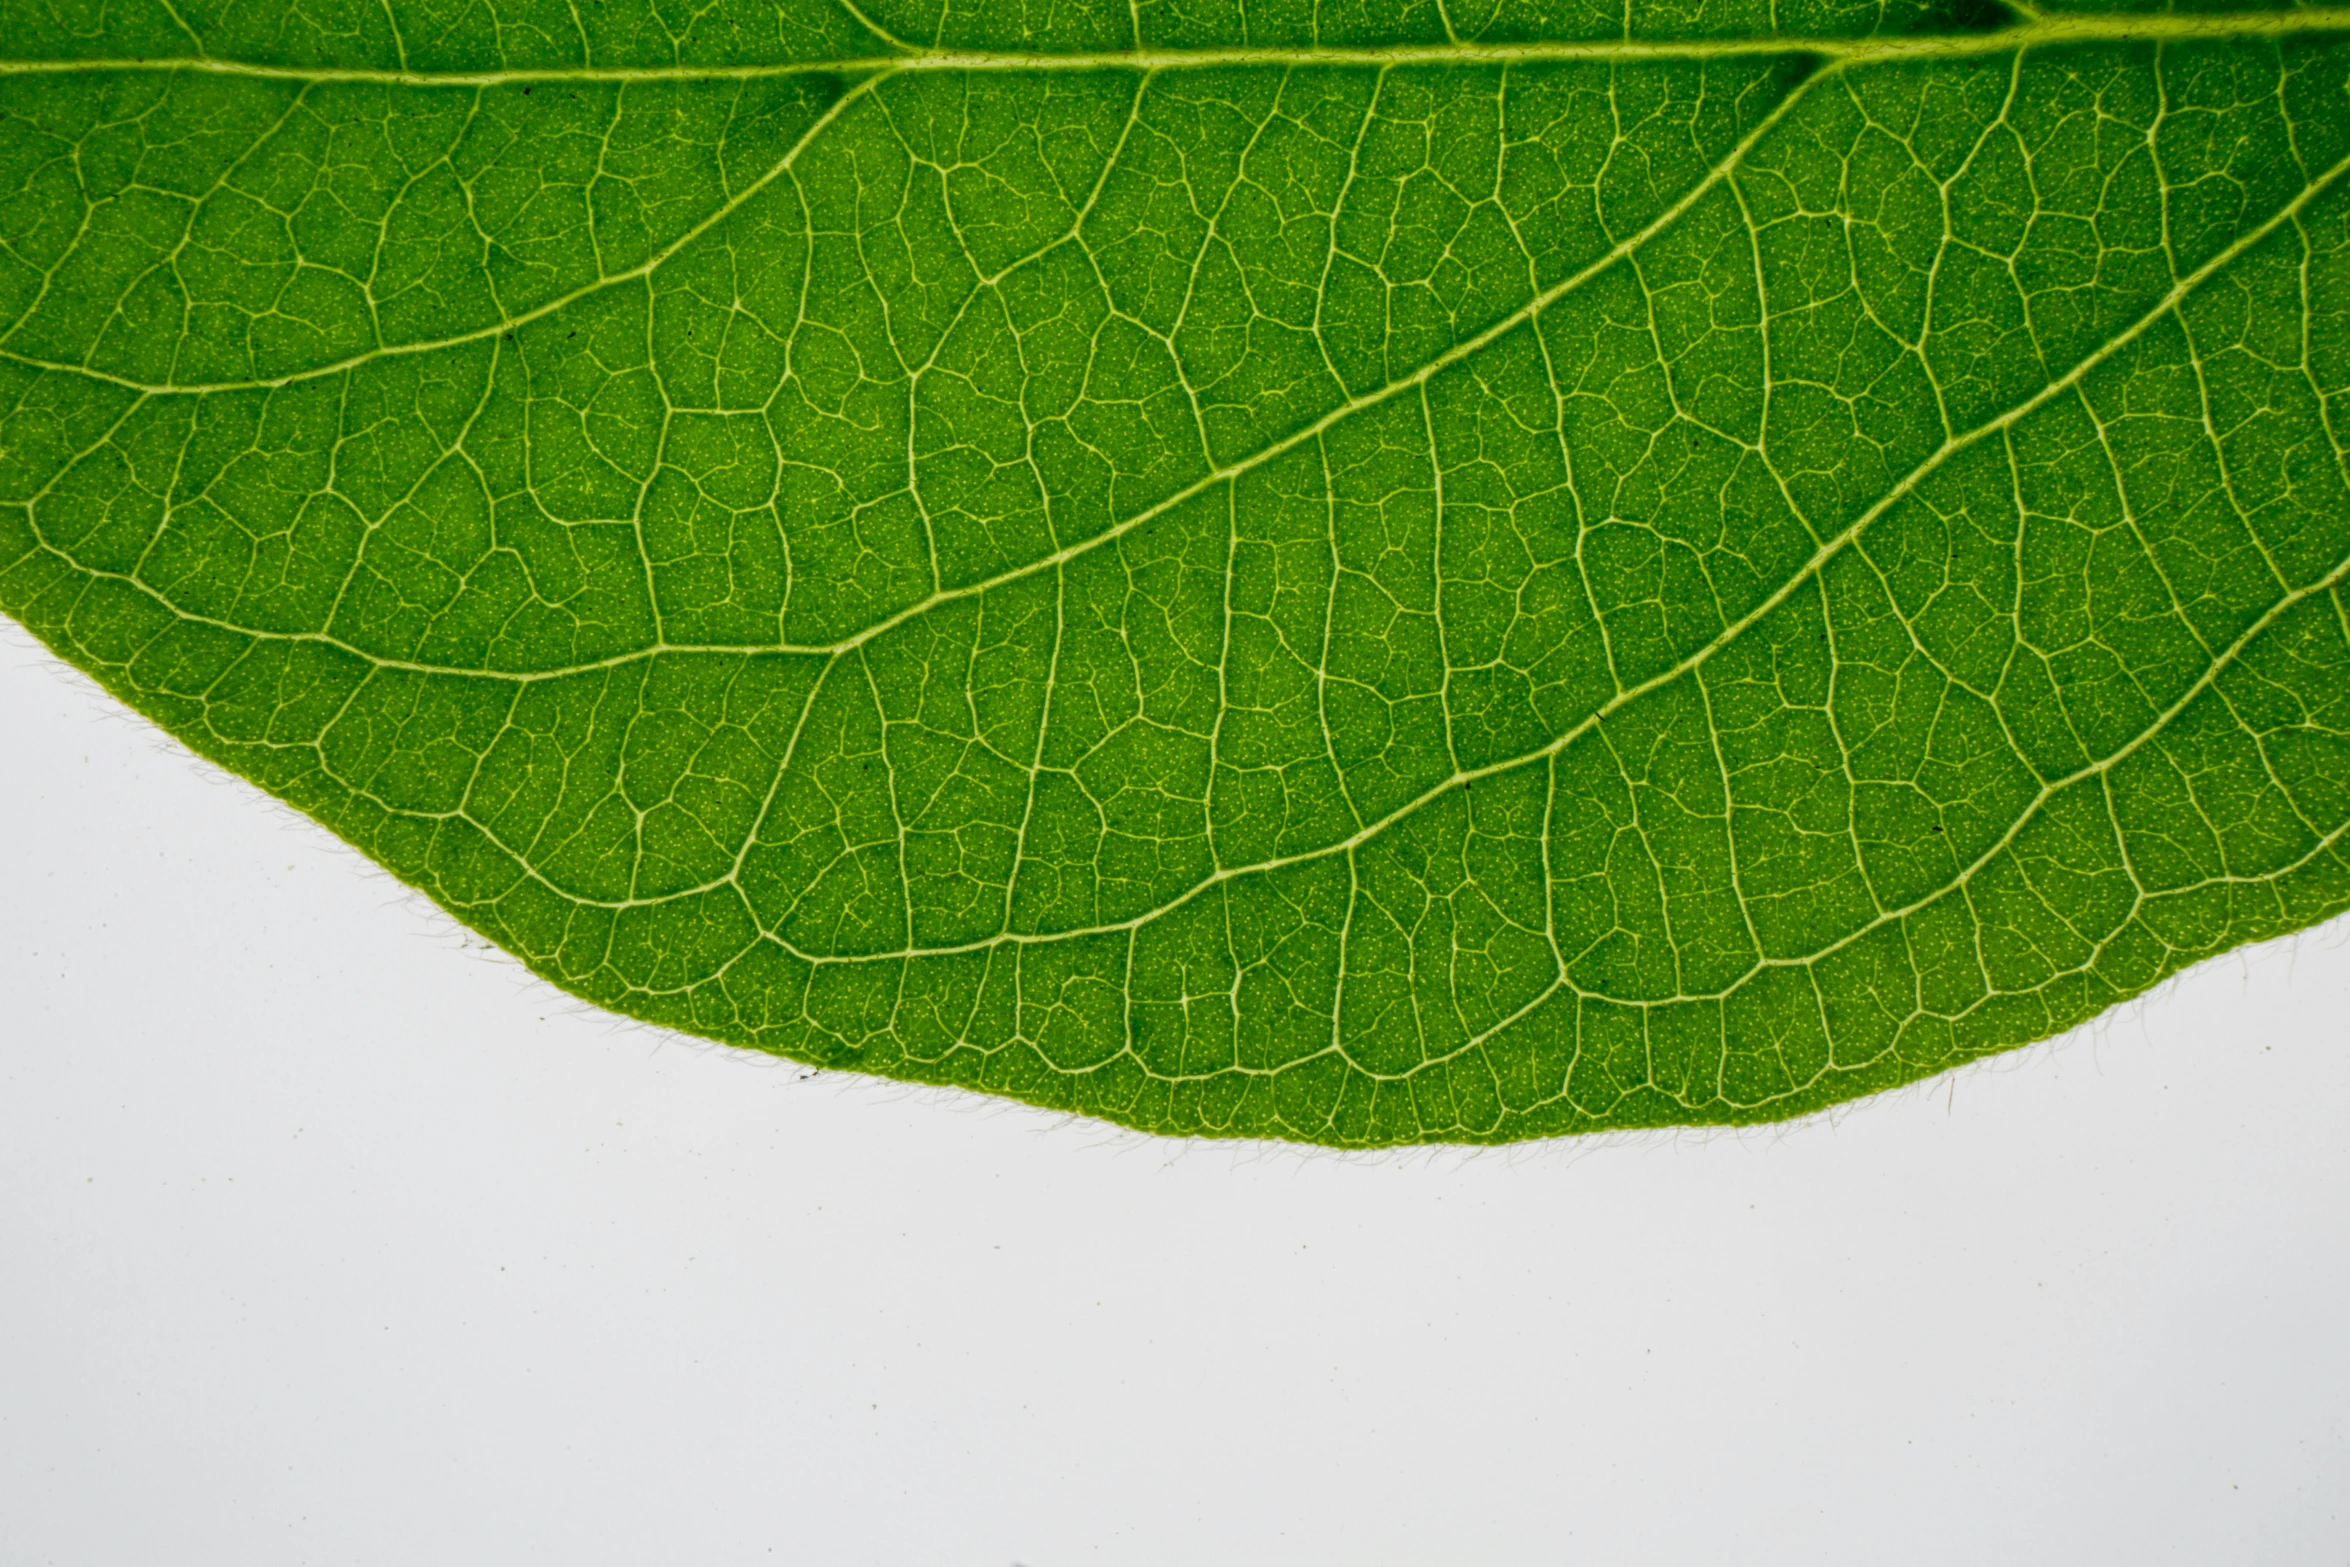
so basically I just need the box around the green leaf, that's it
[5,0,2350,1144]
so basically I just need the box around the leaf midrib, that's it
[6,7,2350,86]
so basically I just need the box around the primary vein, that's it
[5,8,2350,85]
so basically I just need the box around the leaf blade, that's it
[5,6,2350,1142]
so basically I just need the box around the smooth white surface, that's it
[2,618,2346,1567]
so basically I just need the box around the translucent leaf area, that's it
[5,0,2350,1143]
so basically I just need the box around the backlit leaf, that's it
[5,0,2349,1142]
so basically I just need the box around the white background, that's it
[3,615,2346,1566]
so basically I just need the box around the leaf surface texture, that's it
[5,0,2350,1142]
